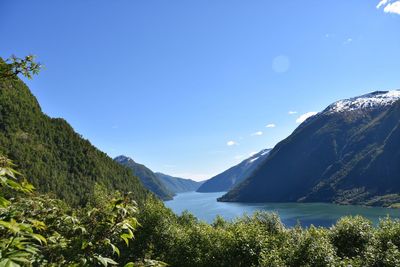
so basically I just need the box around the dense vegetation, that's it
[2,156,400,266]
[0,155,161,266]
[2,162,400,266]
[115,156,174,201]
[0,62,149,206]
[130,200,400,267]
[1,57,400,266]
[220,97,400,207]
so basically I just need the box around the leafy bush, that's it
[0,156,142,266]
[2,154,400,267]
[330,216,373,258]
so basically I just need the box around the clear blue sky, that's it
[1,0,399,181]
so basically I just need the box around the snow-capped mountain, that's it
[220,90,400,207]
[325,90,400,113]
[197,148,272,193]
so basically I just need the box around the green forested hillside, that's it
[0,71,149,206]
[115,155,174,200]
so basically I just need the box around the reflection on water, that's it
[165,191,400,227]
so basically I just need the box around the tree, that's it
[0,55,42,80]
[0,156,45,266]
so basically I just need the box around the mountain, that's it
[0,66,149,206]
[197,149,272,192]
[219,90,400,207]
[114,155,174,200]
[155,173,204,193]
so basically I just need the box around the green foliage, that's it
[1,180,141,266]
[0,57,154,265]
[0,63,149,206]
[330,216,373,258]
[0,156,145,266]
[115,156,174,201]
[0,156,45,266]
[2,55,400,266]
[0,156,46,266]
[2,153,400,267]
[0,55,42,80]
[0,156,34,207]
[130,202,400,267]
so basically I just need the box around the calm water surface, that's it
[165,191,400,227]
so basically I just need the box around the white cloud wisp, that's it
[377,0,400,15]
[251,131,263,136]
[227,140,238,146]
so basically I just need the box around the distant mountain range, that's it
[115,155,203,200]
[114,155,174,200]
[220,90,400,207]
[155,173,204,193]
[197,149,271,192]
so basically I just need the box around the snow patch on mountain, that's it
[261,150,270,156]
[248,157,259,163]
[246,149,271,165]
[325,90,400,113]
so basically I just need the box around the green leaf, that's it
[27,219,46,231]
[0,259,21,267]
[94,255,118,267]
[120,230,133,246]
[110,243,120,257]
[81,240,91,250]
[120,234,130,246]
[6,251,32,264]
[31,233,47,245]
[0,196,10,208]
[0,220,21,234]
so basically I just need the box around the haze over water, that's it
[165,192,400,227]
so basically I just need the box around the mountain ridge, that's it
[114,155,174,200]
[197,148,271,193]
[155,172,204,193]
[0,69,149,206]
[219,90,400,207]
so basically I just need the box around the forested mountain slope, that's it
[220,91,400,207]
[115,155,174,200]
[0,71,149,206]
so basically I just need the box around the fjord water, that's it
[165,192,400,227]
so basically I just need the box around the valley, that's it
[1,1,400,265]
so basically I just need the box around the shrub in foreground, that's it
[2,156,400,266]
